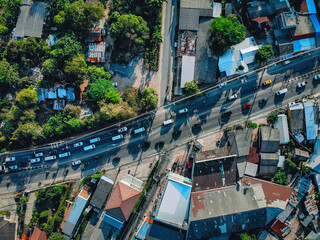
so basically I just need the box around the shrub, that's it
[247,121,257,129]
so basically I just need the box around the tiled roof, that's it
[241,177,292,206]
[30,226,47,240]
[227,128,252,157]
[271,219,290,237]
[0,217,16,240]
[105,182,140,221]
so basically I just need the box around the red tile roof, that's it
[299,0,308,14]
[246,147,259,164]
[88,32,102,42]
[241,177,292,204]
[271,219,290,237]
[30,227,47,240]
[252,16,271,26]
[105,182,140,221]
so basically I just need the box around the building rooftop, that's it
[288,102,305,134]
[227,128,252,157]
[155,173,192,227]
[0,217,16,240]
[304,100,318,141]
[62,186,90,237]
[274,114,290,144]
[259,126,280,153]
[180,0,213,9]
[195,148,230,162]
[105,175,142,221]
[192,155,237,192]
[294,15,315,36]
[30,226,47,240]
[188,185,267,239]
[247,2,274,19]
[90,176,114,212]
[12,1,48,39]
[244,162,258,177]
[246,147,259,164]
[180,56,195,88]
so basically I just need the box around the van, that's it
[44,155,56,161]
[276,88,288,96]
[84,144,95,151]
[59,152,71,158]
[163,119,174,125]
[112,134,123,141]
[34,152,43,157]
[90,137,100,144]
[134,127,145,134]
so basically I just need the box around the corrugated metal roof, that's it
[304,100,318,141]
[212,2,222,17]
[180,56,195,88]
[155,179,191,226]
[274,114,290,144]
[245,162,258,177]
[90,176,114,211]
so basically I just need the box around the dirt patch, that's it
[79,79,89,104]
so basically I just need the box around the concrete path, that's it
[24,192,36,225]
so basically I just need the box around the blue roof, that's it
[136,219,151,240]
[147,220,185,240]
[293,38,316,52]
[306,0,317,14]
[103,213,124,229]
[304,100,318,141]
[310,14,320,37]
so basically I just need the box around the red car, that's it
[242,103,252,109]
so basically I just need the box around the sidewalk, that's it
[24,192,36,225]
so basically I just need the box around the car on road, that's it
[72,160,81,166]
[62,146,71,151]
[90,137,100,144]
[242,103,252,109]
[178,108,188,114]
[9,165,18,170]
[228,94,237,100]
[276,88,288,96]
[44,155,56,161]
[134,127,145,134]
[73,142,83,147]
[31,158,41,164]
[283,60,290,65]
[163,119,174,125]
[263,80,272,86]
[259,98,269,104]
[297,81,307,88]
[221,111,232,118]
[112,134,123,141]
[84,144,95,151]
[314,75,320,80]
[34,152,43,157]
[118,127,127,133]
[112,82,118,87]
[59,152,71,158]
[5,157,15,162]
[219,82,227,88]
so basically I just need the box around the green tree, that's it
[63,105,81,118]
[39,210,49,223]
[247,121,257,129]
[210,15,246,54]
[50,33,83,62]
[86,78,116,102]
[16,89,38,108]
[100,102,136,121]
[20,109,37,123]
[88,66,110,82]
[122,87,139,112]
[0,59,20,84]
[255,45,274,63]
[54,0,104,36]
[64,54,88,85]
[110,14,149,51]
[274,170,288,185]
[66,118,83,132]
[184,80,200,95]
[105,90,120,104]
[240,232,256,240]
[42,58,58,78]
[11,122,43,146]
[141,88,158,110]
[48,232,65,240]
[267,112,278,125]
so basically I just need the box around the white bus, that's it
[84,144,95,151]
[90,137,100,144]
[134,127,145,134]
[44,155,56,161]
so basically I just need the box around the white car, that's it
[72,160,81,166]
[9,165,18,170]
[31,158,41,164]
[297,81,307,88]
[228,94,237,100]
[112,82,118,87]
[5,157,15,162]
[118,127,127,133]
[73,142,83,147]
[59,152,71,158]
[34,152,43,157]
[219,82,227,88]
[112,134,123,141]
[314,75,320,80]
[178,108,188,114]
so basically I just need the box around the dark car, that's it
[221,111,232,118]
[193,123,202,128]
[259,98,269,104]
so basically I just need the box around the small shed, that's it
[244,162,258,177]
[37,88,45,101]
[58,88,67,98]
[180,56,195,88]
[225,3,233,16]
[53,99,65,110]
[67,88,75,101]
[294,148,310,161]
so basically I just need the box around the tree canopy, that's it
[184,80,200,95]
[110,14,149,53]
[210,15,246,55]
[86,77,116,102]
[16,89,38,108]
[0,59,20,84]
[255,45,274,63]
[141,88,158,110]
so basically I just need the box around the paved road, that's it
[1,47,320,194]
